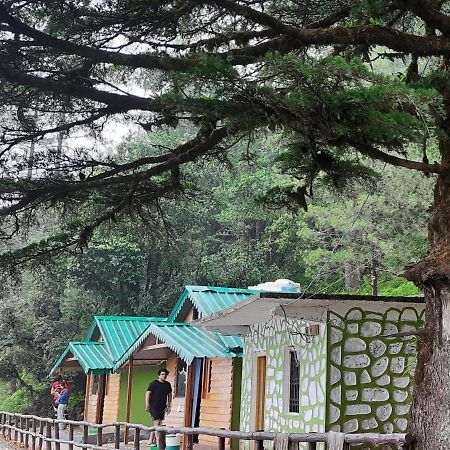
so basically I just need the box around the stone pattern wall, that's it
[240,317,327,450]
[327,307,424,448]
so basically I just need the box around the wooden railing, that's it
[0,412,413,450]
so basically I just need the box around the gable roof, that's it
[85,316,166,361]
[168,285,260,321]
[50,342,113,375]
[113,322,238,370]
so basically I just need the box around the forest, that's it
[0,128,433,416]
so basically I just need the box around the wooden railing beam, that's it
[0,411,414,449]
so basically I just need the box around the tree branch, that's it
[0,64,160,110]
[0,3,198,72]
[211,0,450,57]
[399,0,450,35]
[347,140,443,174]
[0,125,230,216]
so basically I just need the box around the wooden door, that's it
[255,355,266,431]
[95,375,107,424]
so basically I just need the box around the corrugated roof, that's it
[86,316,166,362]
[169,286,260,321]
[147,323,236,364]
[113,322,236,370]
[50,342,113,375]
[217,334,244,349]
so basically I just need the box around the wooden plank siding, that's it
[199,358,234,448]
[102,374,120,423]
[183,308,195,323]
[84,375,98,423]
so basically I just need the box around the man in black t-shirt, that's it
[146,369,172,445]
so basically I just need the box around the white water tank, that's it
[248,279,300,293]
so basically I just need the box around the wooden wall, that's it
[84,375,97,423]
[183,307,195,323]
[102,373,120,423]
[84,373,120,424]
[199,358,234,448]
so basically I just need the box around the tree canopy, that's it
[0,131,430,417]
[0,0,444,264]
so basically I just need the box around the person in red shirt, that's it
[51,377,63,408]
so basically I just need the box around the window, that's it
[202,359,213,398]
[175,358,187,397]
[91,375,99,395]
[289,350,300,413]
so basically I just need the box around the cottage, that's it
[195,292,424,448]
[51,285,259,446]
[114,285,260,449]
[51,316,166,424]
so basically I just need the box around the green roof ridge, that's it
[168,285,261,322]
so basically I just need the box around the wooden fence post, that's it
[38,420,44,450]
[257,440,264,450]
[134,427,141,450]
[45,421,52,450]
[31,418,36,450]
[185,434,192,450]
[307,444,317,450]
[288,439,298,450]
[1,413,5,439]
[114,424,121,449]
[83,424,89,444]
[8,414,12,441]
[25,417,30,448]
[18,416,23,446]
[14,414,18,443]
[97,427,103,447]
[54,420,60,450]
[68,423,74,450]
[218,436,225,450]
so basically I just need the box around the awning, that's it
[216,334,244,350]
[113,323,237,370]
[50,341,113,375]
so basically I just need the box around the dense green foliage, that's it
[0,131,432,413]
[0,2,442,263]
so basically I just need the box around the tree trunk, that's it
[8,378,17,394]
[344,261,361,291]
[370,261,377,296]
[404,102,450,449]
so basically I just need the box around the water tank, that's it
[248,279,300,293]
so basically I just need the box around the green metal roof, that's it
[217,334,244,350]
[50,342,113,375]
[168,286,260,321]
[85,316,166,362]
[113,322,237,370]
